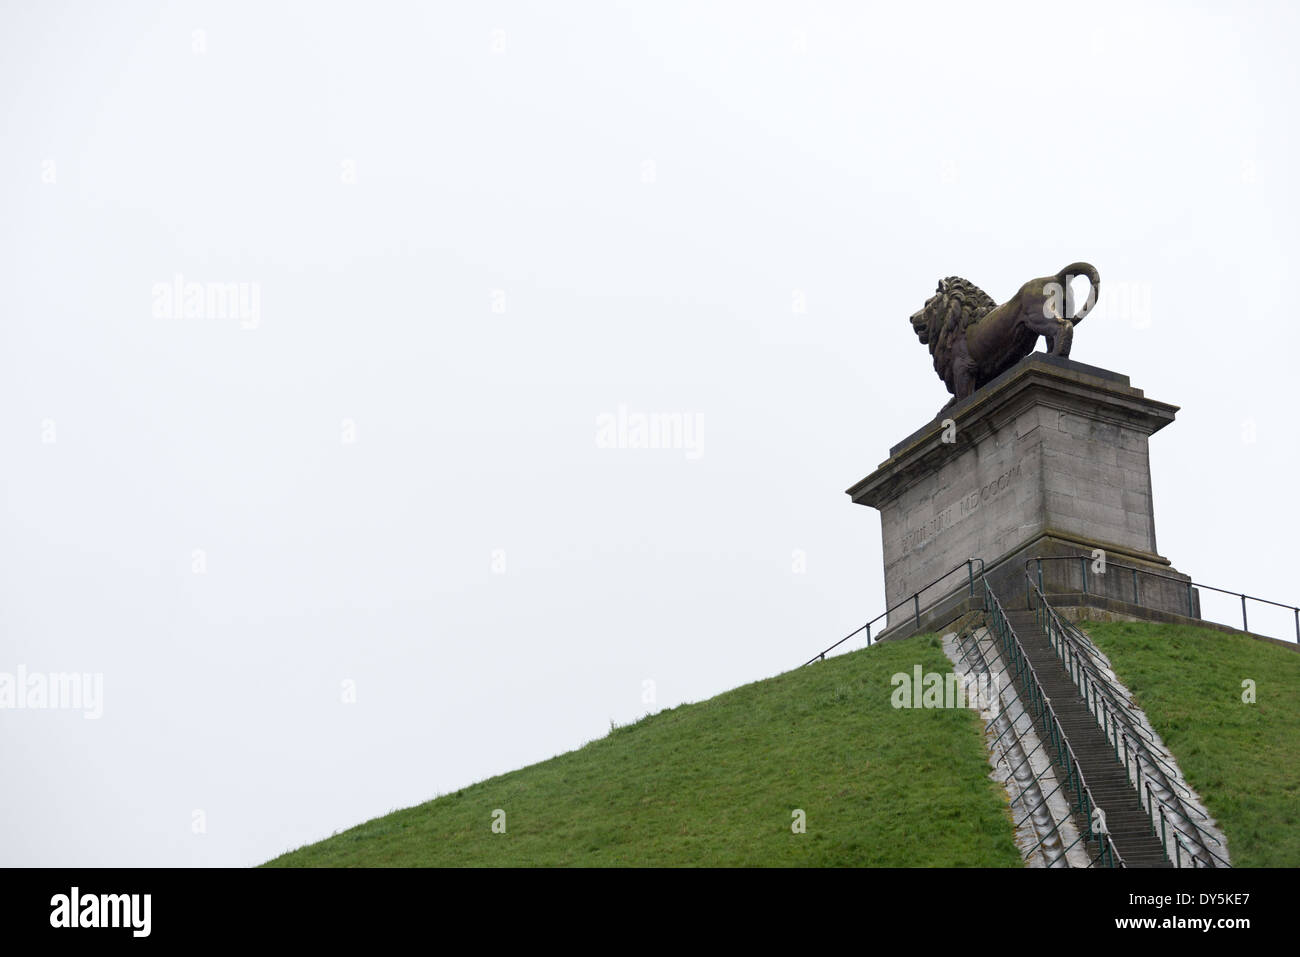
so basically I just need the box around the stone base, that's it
[848,354,1195,627]
[980,531,1198,620]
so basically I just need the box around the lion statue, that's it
[910,262,1100,410]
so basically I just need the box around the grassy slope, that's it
[1082,620,1300,867]
[265,634,1020,867]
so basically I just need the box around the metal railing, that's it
[799,560,1124,865]
[1146,785,1230,869]
[983,580,1125,868]
[802,558,984,667]
[950,623,1075,866]
[1025,576,1230,868]
[1027,556,1299,643]
[1028,583,1196,796]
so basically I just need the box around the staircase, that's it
[998,599,1171,867]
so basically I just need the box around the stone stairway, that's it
[998,601,1171,868]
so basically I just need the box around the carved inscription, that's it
[901,463,1023,552]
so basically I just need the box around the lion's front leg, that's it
[948,333,978,401]
[952,363,976,399]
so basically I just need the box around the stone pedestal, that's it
[847,354,1195,632]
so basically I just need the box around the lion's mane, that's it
[920,277,997,392]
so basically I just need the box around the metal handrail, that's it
[952,623,1076,867]
[1026,556,1299,642]
[990,582,1125,867]
[802,558,985,666]
[1025,575,1230,867]
[1029,578,1205,809]
[1120,723,1226,863]
[1031,595,1156,733]
[1145,783,1232,869]
[1027,582,1196,799]
[951,621,1081,868]
[1032,583,1224,820]
[984,581,1126,868]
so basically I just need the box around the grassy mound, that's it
[265,633,1020,867]
[1082,620,1300,867]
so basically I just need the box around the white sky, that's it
[2,1,1298,866]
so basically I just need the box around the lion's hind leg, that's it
[1022,310,1073,358]
[1052,319,1073,357]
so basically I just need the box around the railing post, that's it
[967,560,974,598]
[913,594,920,629]
[1295,608,1299,643]
[865,622,871,646]
[1081,556,1088,595]
[1110,707,1119,762]
[1241,594,1248,633]
[1079,763,1091,833]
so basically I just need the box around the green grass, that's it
[1081,620,1300,867]
[265,634,1021,867]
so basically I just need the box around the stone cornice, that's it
[847,354,1178,509]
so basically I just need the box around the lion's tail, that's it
[1055,262,1100,322]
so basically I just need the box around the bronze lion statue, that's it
[910,262,1100,410]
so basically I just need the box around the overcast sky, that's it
[3,1,1298,867]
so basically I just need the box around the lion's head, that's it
[910,276,997,352]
